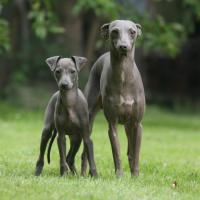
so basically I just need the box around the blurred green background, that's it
[0,0,200,109]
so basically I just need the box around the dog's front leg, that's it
[108,122,123,177]
[66,135,82,175]
[81,146,87,176]
[132,123,142,176]
[126,122,142,176]
[82,132,97,177]
[57,133,69,176]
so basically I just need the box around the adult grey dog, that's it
[35,56,97,177]
[83,20,145,177]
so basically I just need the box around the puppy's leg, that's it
[35,125,53,176]
[82,130,97,177]
[81,146,87,176]
[35,92,57,176]
[66,135,81,175]
[57,133,69,176]
[83,140,97,177]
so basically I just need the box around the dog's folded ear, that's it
[46,56,61,71]
[101,23,110,40]
[71,56,87,72]
[136,23,142,36]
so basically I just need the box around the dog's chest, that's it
[56,108,80,134]
[102,69,138,122]
[105,92,134,109]
[103,88,135,123]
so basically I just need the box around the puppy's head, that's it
[101,20,142,56]
[46,56,87,91]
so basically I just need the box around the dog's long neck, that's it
[110,46,135,81]
[59,88,78,108]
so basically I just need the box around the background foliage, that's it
[0,0,200,106]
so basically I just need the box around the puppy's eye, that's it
[71,70,76,74]
[111,29,119,38]
[129,29,136,37]
[55,69,61,74]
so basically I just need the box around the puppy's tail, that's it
[47,129,57,164]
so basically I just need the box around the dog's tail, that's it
[47,128,57,164]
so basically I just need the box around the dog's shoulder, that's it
[91,52,110,76]
[97,52,110,63]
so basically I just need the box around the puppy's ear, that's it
[136,23,142,36]
[71,56,87,72]
[46,56,61,71]
[100,23,110,40]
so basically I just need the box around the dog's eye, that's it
[111,29,119,38]
[55,69,61,74]
[71,70,76,74]
[129,29,136,37]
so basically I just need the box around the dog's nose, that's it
[61,83,68,89]
[119,45,128,51]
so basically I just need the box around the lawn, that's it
[0,102,200,200]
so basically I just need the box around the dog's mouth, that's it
[118,47,129,56]
[119,50,128,56]
[60,84,73,91]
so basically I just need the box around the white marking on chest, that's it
[119,95,134,106]
[121,71,125,83]
[68,109,78,124]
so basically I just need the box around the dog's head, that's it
[101,20,142,56]
[46,56,87,91]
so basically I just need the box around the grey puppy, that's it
[82,20,145,177]
[35,56,97,177]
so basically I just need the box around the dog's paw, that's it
[116,169,123,178]
[34,161,44,176]
[89,169,98,178]
[35,166,43,176]
[131,169,139,177]
[60,164,70,176]
[69,165,78,175]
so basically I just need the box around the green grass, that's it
[0,102,200,200]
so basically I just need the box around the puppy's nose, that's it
[61,83,68,89]
[119,45,128,51]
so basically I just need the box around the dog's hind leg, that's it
[81,62,102,176]
[81,100,101,176]
[35,92,57,176]
[84,59,103,133]
[35,124,53,176]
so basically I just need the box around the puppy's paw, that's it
[69,164,78,175]
[35,161,44,176]
[116,169,123,178]
[60,164,70,176]
[89,169,98,178]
